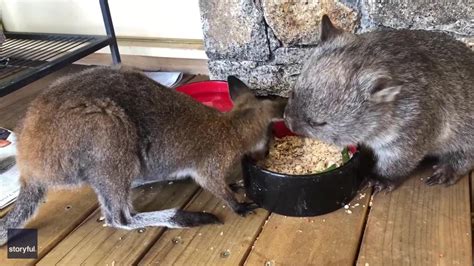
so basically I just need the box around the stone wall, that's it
[199,0,473,96]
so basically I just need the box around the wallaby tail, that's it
[0,181,46,246]
[116,208,222,230]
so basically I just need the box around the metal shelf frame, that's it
[0,0,121,97]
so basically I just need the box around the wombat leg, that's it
[425,164,456,186]
[425,151,473,186]
[370,147,422,192]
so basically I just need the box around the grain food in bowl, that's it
[258,136,352,175]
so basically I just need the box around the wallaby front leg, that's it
[194,172,258,216]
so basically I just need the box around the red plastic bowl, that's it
[175,81,233,113]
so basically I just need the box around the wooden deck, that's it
[0,64,472,265]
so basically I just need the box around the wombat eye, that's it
[312,121,327,127]
[306,119,327,127]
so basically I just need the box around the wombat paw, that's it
[233,202,259,217]
[365,177,397,194]
[426,164,459,186]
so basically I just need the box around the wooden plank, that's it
[0,206,11,218]
[244,188,371,265]
[471,172,474,246]
[138,189,270,265]
[76,53,209,75]
[38,181,199,265]
[116,36,204,50]
[0,187,98,265]
[357,171,472,265]
[185,74,210,84]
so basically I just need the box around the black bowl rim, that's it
[244,149,360,180]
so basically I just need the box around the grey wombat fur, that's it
[284,15,474,190]
[0,67,286,246]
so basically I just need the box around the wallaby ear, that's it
[320,15,343,42]
[369,79,402,103]
[227,76,253,101]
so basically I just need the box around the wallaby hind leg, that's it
[94,190,221,230]
[91,173,221,230]
[90,176,134,227]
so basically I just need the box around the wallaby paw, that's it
[228,181,245,193]
[171,210,222,228]
[426,164,460,186]
[233,202,259,217]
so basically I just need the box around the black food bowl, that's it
[242,122,363,217]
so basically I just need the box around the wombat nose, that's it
[284,117,293,131]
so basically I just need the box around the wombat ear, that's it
[320,15,343,42]
[369,79,402,103]
[227,76,253,101]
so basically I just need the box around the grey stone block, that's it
[207,59,306,97]
[267,26,281,52]
[272,47,314,65]
[208,60,282,95]
[261,0,359,46]
[199,0,270,61]
[360,1,473,39]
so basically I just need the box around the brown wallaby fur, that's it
[0,66,287,245]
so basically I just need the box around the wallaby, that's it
[284,15,474,191]
[0,66,286,246]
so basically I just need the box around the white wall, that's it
[1,0,204,39]
[0,0,207,59]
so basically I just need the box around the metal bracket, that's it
[99,0,121,64]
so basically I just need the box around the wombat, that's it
[284,15,474,191]
[0,67,286,246]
